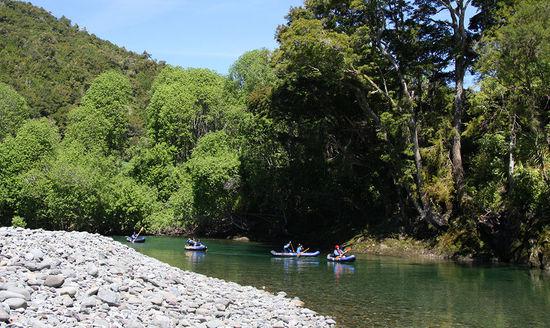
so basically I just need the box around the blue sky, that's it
[29,0,303,74]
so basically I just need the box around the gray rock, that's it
[272,321,285,328]
[4,297,27,309]
[97,287,119,306]
[81,296,98,308]
[206,319,223,328]
[86,286,99,296]
[93,318,110,327]
[6,286,31,300]
[44,275,65,288]
[25,261,51,271]
[30,248,44,260]
[150,294,164,305]
[124,321,145,328]
[87,264,99,277]
[0,307,9,322]
[153,315,172,328]
[62,294,74,307]
[59,286,78,297]
[0,291,26,302]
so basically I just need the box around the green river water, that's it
[117,236,550,327]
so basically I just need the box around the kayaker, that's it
[296,244,304,253]
[283,241,292,253]
[131,231,138,241]
[187,238,196,246]
[334,245,344,257]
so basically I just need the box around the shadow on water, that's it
[115,236,550,328]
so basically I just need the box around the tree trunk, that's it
[452,59,465,205]
[449,0,469,210]
[508,112,516,188]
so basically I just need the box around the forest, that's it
[0,0,548,264]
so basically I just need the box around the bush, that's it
[11,215,27,228]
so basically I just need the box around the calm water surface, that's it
[116,236,550,327]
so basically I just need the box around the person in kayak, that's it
[283,241,292,253]
[131,231,138,241]
[296,244,304,253]
[334,245,344,257]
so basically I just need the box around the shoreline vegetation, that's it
[0,0,548,270]
[0,227,335,327]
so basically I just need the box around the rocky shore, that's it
[0,227,335,327]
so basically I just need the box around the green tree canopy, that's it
[147,66,242,160]
[228,48,278,96]
[0,82,35,140]
[65,70,132,152]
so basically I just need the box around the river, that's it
[116,236,550,327]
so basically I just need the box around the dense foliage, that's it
[0,0,162,126]
[0,0,548,263]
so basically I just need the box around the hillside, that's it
[0,0,162,125]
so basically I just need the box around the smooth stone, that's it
[86,286,99,296]
[30,249,44,260]
[4,297,27,309]
[6,286,31,300]
[81,296,98,308]
[150,295,163,305]
[87,264,99,277]
[0,307,9,322]
[152,315,171,328]
[97,287,119,306]
[62,294,74,307]
[0,291,26,302]
[124,321,145,328]
[25,261,51,271]
[272,321,285,328]
[290,299,304,307]
[44,275,65,288]
[59,286,78,297]
[93,318,110,327]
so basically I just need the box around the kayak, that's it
[326,254,356,262]
[270,250,320,257]
[126,236,145,243]
[185,244,207,251]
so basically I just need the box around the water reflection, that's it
[271,257,320,273]
[184,250,206,265]
[328,262,356,283]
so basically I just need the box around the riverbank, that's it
[0,227,335,327]
[348,235,446,260]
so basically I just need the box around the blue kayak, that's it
[270,250,321,257]
[326,254,356,262]
[126,236,145,243]
[185,244,207,251]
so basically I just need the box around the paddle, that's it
[132,227,144,243]
[290,242,295,253]
[297,247,309,257]
[336,247,351,260]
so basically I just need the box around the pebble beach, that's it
[0,227,335,327]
